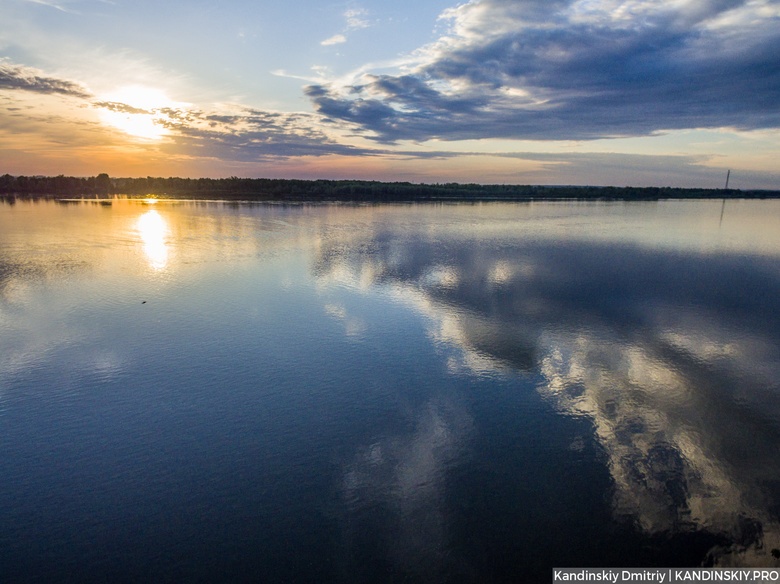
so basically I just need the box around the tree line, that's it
[1,173,778,201]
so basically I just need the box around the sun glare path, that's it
[99,86,177,140]
[136,209,169,270]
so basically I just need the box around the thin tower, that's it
[720,170,730,226]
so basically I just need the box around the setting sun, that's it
[98,86,177,140]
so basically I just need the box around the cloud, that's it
[1,59,383,165]
[0,61,92,99]
[321,34,347,46]
[492,151,723,187]
[93,100,151,115]
[21,0,112,14]
[151,105,381,160]
[344,7,370,30]
[4,57,773,185]
[320,6,371,46]
[306,0,780,143]
[22,0,72,13]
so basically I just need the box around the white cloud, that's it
[321,33,347,46]
[23,0,72,13]
[344,7,370,30]
[320,6,372,46]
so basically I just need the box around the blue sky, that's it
[1,0,779,187]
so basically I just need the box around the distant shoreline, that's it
[2,174,779,201]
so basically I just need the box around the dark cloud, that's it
[93,101,150,115]
[0,61,92,99]
[167,126,379,160]
[156,106,382,160]
[306,0,780,142]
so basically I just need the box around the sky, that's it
[1,0,779,188]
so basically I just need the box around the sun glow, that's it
[99,86,178,140]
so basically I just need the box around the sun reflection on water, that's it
[136,209,169,270]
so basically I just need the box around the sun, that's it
[99,86,178,140]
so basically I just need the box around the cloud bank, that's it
[306,0,780,142]
[156,106,379,160]
[0,61,92,99]
[0,59,377,162]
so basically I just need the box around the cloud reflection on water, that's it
[337,398,473,581]
[313,212,780,566]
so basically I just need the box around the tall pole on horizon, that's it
[720,170,730,226]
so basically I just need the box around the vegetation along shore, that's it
[2,173,778,202]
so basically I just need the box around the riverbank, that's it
[2,174,778,201]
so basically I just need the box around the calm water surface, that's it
[1,199,779,582]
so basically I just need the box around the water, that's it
[1,198,779,582]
